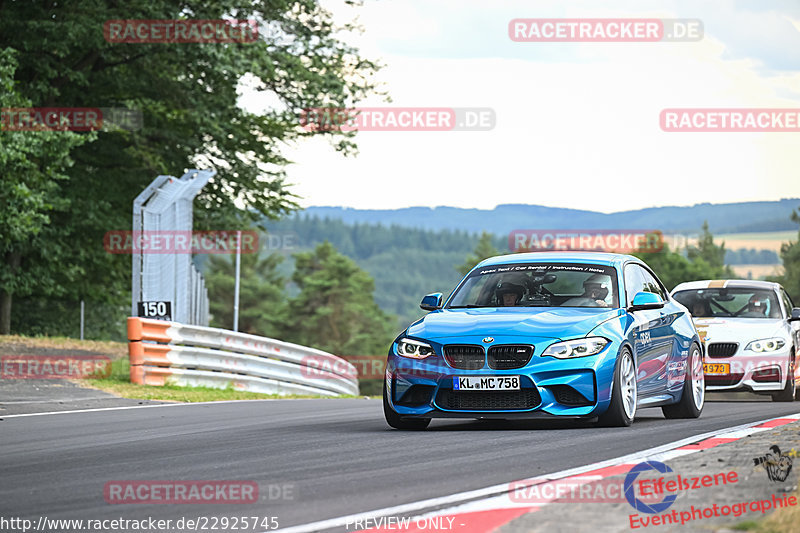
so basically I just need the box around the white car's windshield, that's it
[673,288,781,319]
[447,263,619,309]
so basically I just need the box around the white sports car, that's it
[671,280,800,401]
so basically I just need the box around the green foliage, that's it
[457,231,501,275]
[0,1,379,335]
[725,248,779,265]
[687,221,731,273]
[0,48,92,333]
[199,240,398,395]
[283,242,395,357]
[634,225,733,291]
[261,215,484,327]
[206,252,287,337]
[771,208,800,302]
[9,299,127,340]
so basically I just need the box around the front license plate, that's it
[453,376,521,391]
[704,363,730,375]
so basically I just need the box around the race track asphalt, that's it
[2,398,798,531]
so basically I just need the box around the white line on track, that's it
[0,399,288,418]
[273,412,800,533]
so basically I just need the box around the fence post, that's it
[233,230,241,332]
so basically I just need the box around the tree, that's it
[687,221,732,275]
[0,1,380,334]
[457,232,500,275]
[0,48,90,333]
[283,241,395,353]
[633,226,732,291]
[771,208,800,302]
[205,251,287,337]
[282,242,396,396]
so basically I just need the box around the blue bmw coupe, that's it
[383,252,705,429]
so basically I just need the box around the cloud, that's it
[278,0,800,211]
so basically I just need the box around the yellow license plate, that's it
[704,363,730,375]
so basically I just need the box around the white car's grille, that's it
[707,342,738,358]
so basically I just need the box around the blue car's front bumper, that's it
[385,335,621,419]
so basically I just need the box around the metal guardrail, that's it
[127,317,359,396]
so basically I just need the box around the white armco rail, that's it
[127,317,359,396]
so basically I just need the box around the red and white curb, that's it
[274,413,800,533]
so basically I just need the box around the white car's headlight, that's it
[745,338,786,353]
[543,337,609,359]
[396,338,435,359]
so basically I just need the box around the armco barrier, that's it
[127,317,359,396]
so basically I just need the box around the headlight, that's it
[542,337,609,359]
[745,338,786,353]
[396,338,435,359]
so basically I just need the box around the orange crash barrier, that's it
[127,317,174,384]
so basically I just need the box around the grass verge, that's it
[0,334,127,358]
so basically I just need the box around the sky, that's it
[243,0,800,213]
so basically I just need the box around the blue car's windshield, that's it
[447,262,620,309]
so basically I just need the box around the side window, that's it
[624,264,645,306]
[639,267,667,300]
[781,290,794,318]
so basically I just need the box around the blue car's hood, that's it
[407,307,624,341]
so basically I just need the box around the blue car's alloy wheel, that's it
[597,348,636,427]
[621,352,637,420]
[662,344,705,419]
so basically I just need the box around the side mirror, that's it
[790,308,800,322]
[420,292,443,311]
[628,291,665,312]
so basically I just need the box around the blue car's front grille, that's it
[487,345,533,370]
[443,345,485,370]
[435,388,541,410]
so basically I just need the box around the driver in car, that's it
[742,295,767,317]
[496,282,524,307]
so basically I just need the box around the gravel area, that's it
[500,419,800,533]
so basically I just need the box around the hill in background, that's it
[262,210,791,329]
[304,199,800,235]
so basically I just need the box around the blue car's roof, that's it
[476,251,638,269]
